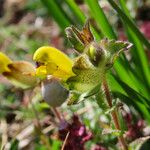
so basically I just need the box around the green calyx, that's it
[66,20,132,70]
[65,20,132,105]
[65,20,94,53]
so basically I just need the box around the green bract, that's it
[66,21,132,105]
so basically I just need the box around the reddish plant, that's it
[58,115,93,150]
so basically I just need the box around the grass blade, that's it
[118,0,150,87]
[108,74,150,123]
[64,0,102,39]
[85,0,117,39]
[107,0,150,49]
[65,0,85,24]
[40,0,70,30]
[85,0,145,95]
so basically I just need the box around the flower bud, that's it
[86,42,105,66]
[41,78,69,107]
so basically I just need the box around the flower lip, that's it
[35,61,44,68]
[33,46,75,80]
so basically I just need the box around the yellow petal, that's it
[33,46,75,80]
[35,65,47,79]
[0,52,12,73]
[46,62,58,74]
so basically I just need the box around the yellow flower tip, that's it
[0,52,12,74]
[33,46,75,80]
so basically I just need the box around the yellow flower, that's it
[33,46,75,80]
[0,52,37,89]
[0,52,12,73]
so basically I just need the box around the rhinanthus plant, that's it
[33,20,132,150]
[33,21,132,106]
[0,21,133,150]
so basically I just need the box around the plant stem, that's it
[102,76,128,150]
[52,107,62,122]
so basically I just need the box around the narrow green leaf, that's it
[65,0,85,24]
[110,75,149,106]
[85,0,117,39]
[40,0,70,30]
[108,74,150,123]
[64,0,102,39]
[113,62,138,91]
[85,0,140,93]
[129,29,150,86]
[113,93,146,118]
[107,0,150,49]
[119,0,131,18]
[118,0,150,87]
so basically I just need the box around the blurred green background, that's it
[0,0,150,149]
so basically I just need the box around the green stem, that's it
[102,76,128,150]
